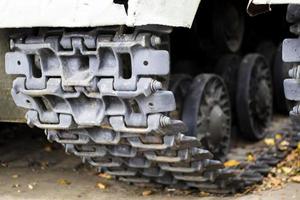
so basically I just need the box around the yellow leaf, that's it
[199,191,210,197]
[297,142,300,150]
[98,173,112,180]
[264,138,275,146]
[281,167,292,175]
[224,160,240,167]
[268,176,283,187]
[12,174,19,179]
[142,190,153,196]
[291,176,300,183]
[247,153,255,162]
[279,140,289,151]
[96,182,107,190]
[57,179,71,185]
[275,133,282,140]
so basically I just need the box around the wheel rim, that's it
[250,58,272,134]
[237,54,273,140]
[213,1,244,53]
[214,54,241,123]
[197,76,231,159]
[169,74,192,120]
[183,74,231,160]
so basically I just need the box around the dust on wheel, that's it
[236,54,273,141]
[214,54,241,123]
[168,74,192,120]
[182,74,231,160]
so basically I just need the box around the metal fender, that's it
[0,0,201,28]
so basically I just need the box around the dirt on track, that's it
[0,118,299,200]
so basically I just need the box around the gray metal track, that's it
[5,28,300,194]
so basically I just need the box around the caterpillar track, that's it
[284,4,300,131]
[5,28,300,194]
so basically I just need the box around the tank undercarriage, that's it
[3,22,300,193]
[2,0,300,195]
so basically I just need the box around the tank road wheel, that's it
[168,74,192,120]
[256,41,277,68]
[236,54,273,141]
[214,54,241,123]
[182,74,231,160]
[212,1,244,53]
[286,4,300,24]
[273,45,295,114]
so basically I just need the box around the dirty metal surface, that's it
[0,30,26,123]
[4,29,300,194]
[0,116,299,200]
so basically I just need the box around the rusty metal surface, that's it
[0,29,26,123]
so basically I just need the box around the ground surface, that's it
[0,118,299,200]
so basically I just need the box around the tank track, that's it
[284,4,300,131]
[5,28,300,194]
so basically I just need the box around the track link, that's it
[5,28,300,194]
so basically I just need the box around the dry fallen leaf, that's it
[291,176,300,183]
[247,153,255,162]
[96,182,107,190]
[279,140,289,151]
[1,163,8,167]
[98,173,112,180]
[12,174,19,179]
[28,184,34,190]
[199,191,210,197]
[166,188,176,192]
[142,190,153,196]
[268,176,283,187]
[275,133,282,140]
[224,160,240,167]
[57,179,71,185]
[12,184,21,188]
[264,138,275,146]
[281,167,292,175]
[286,151,297,162]
[255,146,300,193]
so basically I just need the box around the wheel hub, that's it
[183,74,231,160]
[207,105,227,145]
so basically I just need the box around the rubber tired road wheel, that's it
[286,4,300,23]
[214,54,241,123]
[168,74,193,120]
[236,54,273,141]
[182,74,231,160]
[212,1,244,53]
[256,41,276,68]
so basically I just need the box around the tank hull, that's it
[0,0,201,28]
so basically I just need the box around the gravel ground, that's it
[0,119,299,200]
